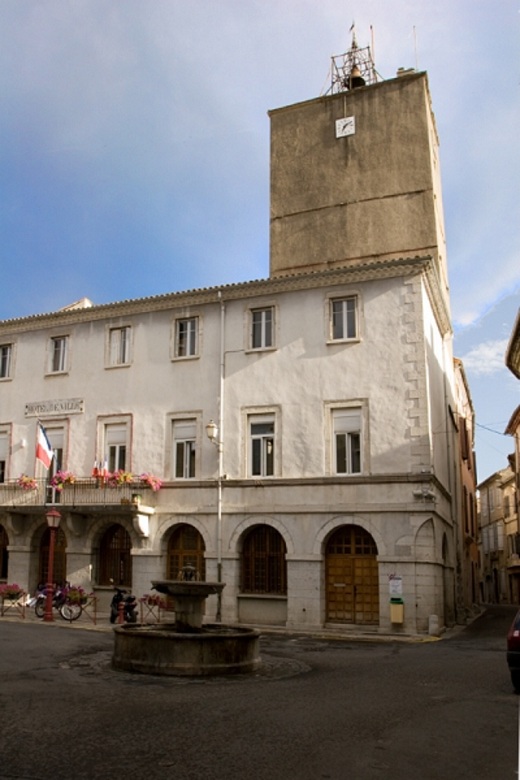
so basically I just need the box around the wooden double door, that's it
[326,525,379,625]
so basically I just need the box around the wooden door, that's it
[326,526,379,625]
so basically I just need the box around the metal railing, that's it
[0,478,156,508]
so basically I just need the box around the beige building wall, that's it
[0,263,458,634]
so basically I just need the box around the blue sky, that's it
[0,0,518,481]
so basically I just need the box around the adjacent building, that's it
[453,359,478,615]
[478,466,517,603]
[0,39,471,633]
[505,307,520,600]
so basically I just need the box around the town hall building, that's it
[0,38,475,633]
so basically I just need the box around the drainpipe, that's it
[216,291,225,621]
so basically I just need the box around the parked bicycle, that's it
[29,583,83,622]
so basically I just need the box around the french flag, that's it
[36,423,54,469]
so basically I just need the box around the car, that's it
[506,609,520,692]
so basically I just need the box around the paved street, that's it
[0,607,518,780]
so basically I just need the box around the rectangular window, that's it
[0,344,12,379]
[105,423,128,472]
[251,307,273,349]
[333,409,361,474]
[109,326,131,366]
[44,427,64,473]
[50,336,68,373]
[460,417,469,461]
[0,430,8,482]
[331,297,357,340]
[250,416,274,477]
[173,420,196,479]
[45,427,65,501]
[176,317,198,357]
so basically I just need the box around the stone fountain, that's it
[112,568,260,677]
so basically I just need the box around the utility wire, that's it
[475,421,510,437]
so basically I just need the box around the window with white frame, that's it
[250,415,275,477]
[173,419,196,479]
[333,408,362,474]
[251,307,274,350]
[175,317,198,358]
[50,336,69,373]
[109,326,131,366]
[330,296,357,341]
[0,344,12,379]
[105,422,128,472]
[0,430,8,482]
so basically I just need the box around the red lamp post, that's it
[43,508,61,623]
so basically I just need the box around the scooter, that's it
[109,586,138,624]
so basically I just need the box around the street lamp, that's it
[44,508,61,623]
[205,420,219,444]
[206,420,223,622]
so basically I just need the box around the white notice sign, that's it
[388,575,403,596]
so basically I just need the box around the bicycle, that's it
[32,585,83,621]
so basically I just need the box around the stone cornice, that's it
[505,404,520,436]
[0,255,450,335]
[421,257,452,336]
[506,308,520,379]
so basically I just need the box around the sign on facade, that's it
[388,574,403,596]
[25,398,84,417]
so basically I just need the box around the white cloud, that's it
[459,339,510,375]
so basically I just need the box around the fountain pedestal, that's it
[112,579,260,677]
[151,580,224,631]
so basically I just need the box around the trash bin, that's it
[390,597,404,624]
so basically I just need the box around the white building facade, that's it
[0,61,464,634]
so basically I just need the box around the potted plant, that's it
[139,473,163,491]
[0,583,23,600]
[50,470,76,491]
[107,470,134,488]
[17,474,37,491]
[64,585,88,605]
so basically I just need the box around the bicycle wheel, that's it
[59,602,82,621]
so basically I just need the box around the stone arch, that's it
[20,520,69,590]
[314,515,385,557]
[37,526,67,587]
[239,524,288,596]
[85,515,141,552]
[97,523,133,587]
[165,523,207,581]
[228,515,295,556]
[157,515,213,558]
[414,518,436,561]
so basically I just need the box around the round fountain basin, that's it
[112,623,261,677]
[151,580,224,598]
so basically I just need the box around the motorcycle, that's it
[109,586,138,624]
[31,583,83,622]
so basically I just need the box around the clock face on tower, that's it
[335,116,355,138]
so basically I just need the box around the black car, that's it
[506,609,520,692]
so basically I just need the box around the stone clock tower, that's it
[268,36,449,304]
